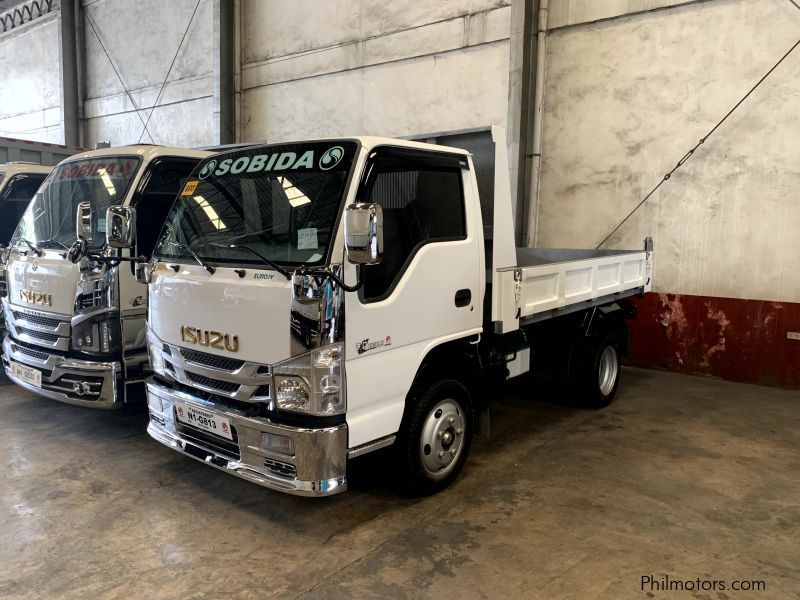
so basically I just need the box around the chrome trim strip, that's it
[146,379,347,496]
[348,434,396,459]
[2,335,121,409]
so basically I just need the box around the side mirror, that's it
[106,206,136,249]
[344,203,383,265]
[76,202,93,243]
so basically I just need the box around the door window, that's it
[359,149,467,302]
[132,158,200,258]
[0,173,47,243]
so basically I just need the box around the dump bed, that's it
[483,125,653,334]
[491,244,652,333]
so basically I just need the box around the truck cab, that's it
[2,145,210,408]
[0,163,54,334]
[143,134,652,496]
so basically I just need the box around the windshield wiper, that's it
[38,239,70,251]
[183,242,216,274]
[210,243,292,280]
[18,238,43,257]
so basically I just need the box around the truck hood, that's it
[149,264,297,365]
[5,251,80,316]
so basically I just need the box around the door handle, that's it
[454,288,471,307]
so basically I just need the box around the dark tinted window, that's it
[0,173,47,243]
[132,158,200,257]
[361,150,466,302]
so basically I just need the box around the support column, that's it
[507,0,538,246]
[59,0,81,148]
[213,0,235,145]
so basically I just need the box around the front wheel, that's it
[392,379,473,496]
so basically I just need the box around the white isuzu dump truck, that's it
[2,145,210,408]
[141,130,653,496]
[0,162,54,335]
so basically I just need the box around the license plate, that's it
[11,361,42,388]
[174,401,233,440]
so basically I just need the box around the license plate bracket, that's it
[10,361,42,388]
[174,401,233,440]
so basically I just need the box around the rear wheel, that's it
[392,378,473,496]
[571,334,621,408]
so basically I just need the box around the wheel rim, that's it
[419,399,466,480]
[598,345,619,396]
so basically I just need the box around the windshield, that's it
[154,141,357,267]
[11,157,140,250]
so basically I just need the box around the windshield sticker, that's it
[58,159,135,180]
[198,160,217,179]
[297,228,318,250]
[319,146,344,170]
[199,146,348,180]
[181,180,199,195]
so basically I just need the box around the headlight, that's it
[274,342,345,416]
[71,313,121,355]
[146,326,166,377]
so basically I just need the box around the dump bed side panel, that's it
[494,249,652,333]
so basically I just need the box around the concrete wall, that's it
[82,0,215,147]
[535,0,800,387]
[536,0,800,303]
[240,0,512,142]
[0,14,63,143]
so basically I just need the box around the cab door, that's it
[344,147,484,447]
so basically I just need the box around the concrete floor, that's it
[0,368,798,600]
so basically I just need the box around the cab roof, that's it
[62,144,211,165]
[0,162,54,177]
[217,136,472,157]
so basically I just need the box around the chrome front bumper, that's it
[146,379,348,497]
[2,335,121,409]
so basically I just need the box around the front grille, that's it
[264,459,297,479]
[186,372,240,394]
[12,344,50,361]
[17,327,59,343]
[181,348,245,372]
[162,344,172,356]
[254,384,270,398]
[13,311,62,328]
[177,422,241,460]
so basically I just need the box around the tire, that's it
[570,334,621,408]
[391,378,473,496]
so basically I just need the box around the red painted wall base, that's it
[627,292,800,388]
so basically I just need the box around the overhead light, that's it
[193,195,227,230]
[279,176,311,207]
[98,169,116,196]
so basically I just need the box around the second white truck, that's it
[2,145,210,407]
[140,131,652,496]
[0,162,54,336]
